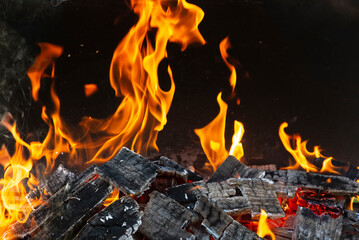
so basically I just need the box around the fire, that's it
[0,0,206,234]
[279,122,341,174]
[257,209,276,239]
[103,188,120,207]
[194,37,244,171]
[219,36,237,94]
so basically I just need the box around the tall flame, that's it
[195,37,244,171]
[257,209,276,239]
[279,122,341,173]
[0,0,206,233]
[219,36,237,94]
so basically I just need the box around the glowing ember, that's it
[257,209,276,239]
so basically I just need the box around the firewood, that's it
[155,156,203,182]
[293,206,343,240]
[341,210,359,240]
[168,178,284,218]
[194,195,264,240]
[207,156,265,183]
[95,147,159,196]
[75,196,141,240]
[264,170,359,198]
[138,191,195,240]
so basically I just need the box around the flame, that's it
[0,118,43,236]
[0,0,206,233]
[229,120,244,160]
[279,122,341,174]
[257,209,275,239]
[219,36,237,94]
[84,84,98,97]
[103,188,120,207]
[194,93,228,170]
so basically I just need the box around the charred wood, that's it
[341,210,359,240]
[264,170,359,198]
[293,206,343,240]
[208,156,265,183]
[138,191,195,240]
[95,147,159,196]
[155,156,202,182]
[75,196,141,240]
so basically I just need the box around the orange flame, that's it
[194,93,229,170]
[257,209,275,239]
[279,122,341,174]
[0,0,206,233]
[0,117,43,236]
[229,120,244,160]
[219,36,237,94]
[103,188,120,207]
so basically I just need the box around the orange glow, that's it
[349,197,355,211]
[279,122,341,174]
[84,84,98,97]
[257,209,275,239]
[219,36,237,94]
[103,188,120,207]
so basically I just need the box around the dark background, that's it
[1,0,359,168]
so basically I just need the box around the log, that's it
[155,156,202,182]
[293,206,343,240]
[4,167,112,240]
[168,178,284,218]
[264,170,359,198]
[95,147,159,196]
[75,196,141,240]
[221,220,264,240]
[207,156,265,183]
[341,210,359,240]
[138,191,195,240]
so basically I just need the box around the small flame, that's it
[257,209,275,239]
[219,36,237,94]
[84,84,98,97]
[103,188,120,207]
[229,120,244,160]
[279,122,341,174]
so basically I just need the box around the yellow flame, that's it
[279,122,341,174]
[229,120,244,160]
[103,188,120,207]
[219,36,237,93]
[257,209,275,239]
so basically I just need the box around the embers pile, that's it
[4,147,359,240]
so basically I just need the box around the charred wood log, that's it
[264,170,359,198]
[138,191,195,240]
[95,147,159,196]
[194,195,263,240]
[208,156,265,183]
[168,178,284,218]
[293,206,343,240]
[341,210,359,240]
[155,156,202,182]
[27,164,75,202]
[4,168,112,240]
[75,196,141,240]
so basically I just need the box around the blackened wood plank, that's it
[264,170,359,198]
[156,156,202,181]
[75,196,141,240]
[138,191,195,240]
[341,210,359,240]
[208,156,265,183]
[221,220,264,240]
[293,207,343,240]
[194,195,233,239]
[95,147,159,196]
